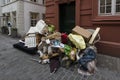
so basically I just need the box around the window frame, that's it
[98,0,120,16]
[12,11,16,27]
[30,12,39,27]
[116,0,120,14]
[30,0,38,3]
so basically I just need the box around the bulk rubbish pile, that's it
[13,20,100,76]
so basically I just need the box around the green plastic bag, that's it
[48,25,55,33]
[64,44,72,56]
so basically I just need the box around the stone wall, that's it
[16,0,24,37]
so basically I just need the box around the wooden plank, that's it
[89,27,100,44]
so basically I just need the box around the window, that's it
[3,0,5,4]
[4,0,10,4]
[100,0,111,14]
[116,0,120,12]
[7,13,10,21]
[43,0,45,4]
[99,0,120,15]
[7,0,10,2]
[7,0,10,3]
[30,0,37,2]
[30,13,39,27]
[2,14,6,26]
[2,13,10,26]
[42,13,45,20]
[12,12,16,27]
[3,0,16,4]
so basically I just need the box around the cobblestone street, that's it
[0,33,120,80]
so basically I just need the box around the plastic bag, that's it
[68,33,86,49]
[64,44,72,56]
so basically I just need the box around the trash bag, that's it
[61,33,68,44]
[69,48,77,61]
[64,44,72,56]
[60,56,72,69]
[68,33,86,49]
[78,46,96,71]
[49,56,60,73]
[13,42,37,54]
[48,24,55,33]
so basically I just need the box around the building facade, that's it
[0,0,3,29]
[45,0,120,57]
[0,0,45,36]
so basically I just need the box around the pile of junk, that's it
[13,20,101,76]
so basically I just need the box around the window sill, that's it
[92,16,120,24]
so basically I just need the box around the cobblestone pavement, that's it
[0,33,120,80]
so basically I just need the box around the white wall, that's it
[2,2,17,13]
[0,0,2,16]
[25,0,44,4]
[38,0,44,4]
[0,0,3,28]
[24,2,45,33]
[16,0,24,36]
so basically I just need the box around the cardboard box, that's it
[72,26,92,39]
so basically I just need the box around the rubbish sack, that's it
[61,33,68,44]
[64,44,72,56]
[60,56,73,69]
[13,42,37,54]
[49,56,60,73]
[48,24,55,33]
[63,45,77,61]
[68,33,86,49]
[69,48,77,61]
[78,46,97,75]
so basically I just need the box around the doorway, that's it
[59,2,75,33]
